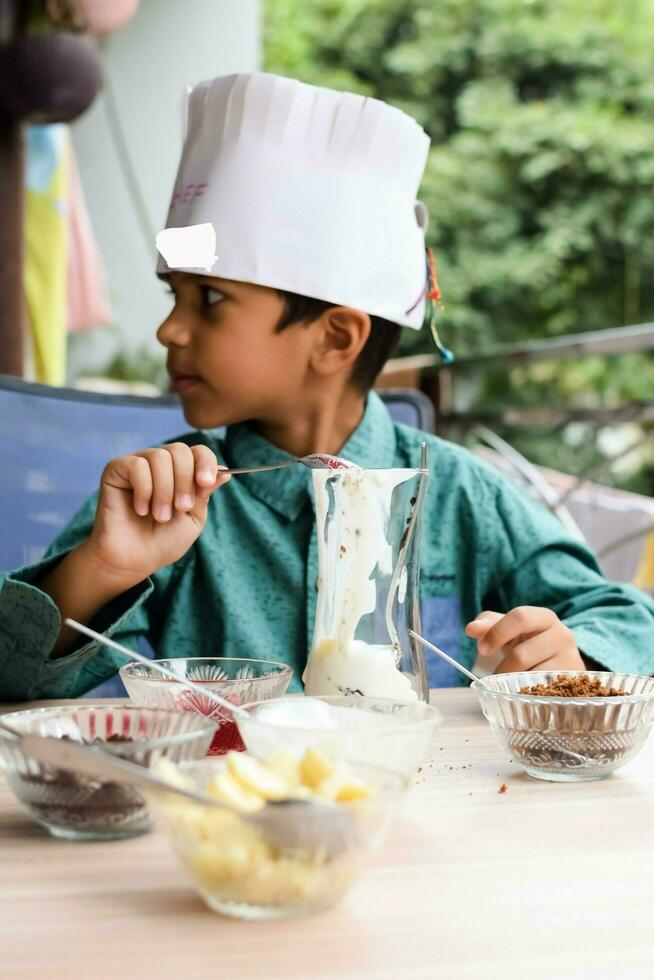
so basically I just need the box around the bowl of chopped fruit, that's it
[472,671,654,782]
[152,747,407,919]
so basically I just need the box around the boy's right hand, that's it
[86,443,231,587]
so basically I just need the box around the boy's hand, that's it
[465,607,584,673]
[86,443,231,587]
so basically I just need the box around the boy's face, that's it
[157,273,318,430]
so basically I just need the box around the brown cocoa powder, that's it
[519,675,627,698]
[17,735,145,830]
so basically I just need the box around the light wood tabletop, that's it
[2,688,654,980]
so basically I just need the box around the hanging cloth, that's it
[67,142,114,333]
[24,124,69,385]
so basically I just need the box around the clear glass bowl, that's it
[472,671,654,781]
[151,756,407,920]
[120,658,293,756]
[237,695,441,778]
[0,704,216,840]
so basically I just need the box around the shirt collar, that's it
[222,391,397,521]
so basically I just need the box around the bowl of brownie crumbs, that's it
[0,704,216,839]
[471,671,654,782]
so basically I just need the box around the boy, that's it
[1,72,652,700]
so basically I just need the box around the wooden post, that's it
[0,0,23,376]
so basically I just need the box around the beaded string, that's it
[404,246,454,363]
[426,246,454,364]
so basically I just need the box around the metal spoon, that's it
[2,725,356,855]
[63,620,358,854]
[408,631,590,767]
[408,630,483,685]
[65,619,250,721]
[219,453,360,476]
[0,720,221,807]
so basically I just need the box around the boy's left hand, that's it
[465,607,585,673]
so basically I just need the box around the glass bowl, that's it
[120,658,293,756]
[237,695,441,778]
[151,755,407,920]
[472,671,654,781]
[0,704,216,840]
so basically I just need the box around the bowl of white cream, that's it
[237,695,441,778]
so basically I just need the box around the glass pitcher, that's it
[303,447,429,701]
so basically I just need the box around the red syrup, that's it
[206,718,246,756]
[175,688,245,756]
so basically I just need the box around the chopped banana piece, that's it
[299,747,336,789]
[194,809,244,841]
[153,757,196,791]
[226,751,289,800]
[265,751,302,787]
[315,765,371,803]
[205,771,265,813]
[334,779,372,803]
[158,748,373,820]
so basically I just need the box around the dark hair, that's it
[275,290,401,393]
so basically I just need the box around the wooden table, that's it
[3,689,654,980]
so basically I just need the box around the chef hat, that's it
[156,72,432,329]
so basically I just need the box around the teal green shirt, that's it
[1,393,653,700]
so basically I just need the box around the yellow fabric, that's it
[24,134,69,386]
[633,518,654,591]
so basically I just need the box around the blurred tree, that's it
[265,0,654,492]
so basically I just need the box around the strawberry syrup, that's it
[206,718,245,756]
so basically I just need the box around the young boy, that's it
[1,72,652,700]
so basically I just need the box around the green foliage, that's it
[265,0,654,492]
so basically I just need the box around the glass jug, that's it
[303,447,429,701]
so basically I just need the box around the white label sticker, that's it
[156,223,217,272]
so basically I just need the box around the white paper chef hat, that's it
[156,72,432,329]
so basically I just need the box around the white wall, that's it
[69,0,261,380]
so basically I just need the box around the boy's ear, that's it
[309,307,371,378]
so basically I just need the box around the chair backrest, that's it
[378,387,435,434]
[0,375,188,572]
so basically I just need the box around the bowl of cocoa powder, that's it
[0,704,216,839]
[471,671,654,782]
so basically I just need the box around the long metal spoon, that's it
[63,619,358,854]
[408,630,483,685]
[1,725,354,854]
[65,619,249,720]
[219,453,360,476]
[1,720,221,807]
[408,630,590,767]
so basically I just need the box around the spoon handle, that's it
[18,732,220,806]
[408,629,481,685]
[218,460,298,475]
[64,619,247,719]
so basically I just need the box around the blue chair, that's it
[0,374,435,695]
[0,376,188,572]
[377,387,435,434]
